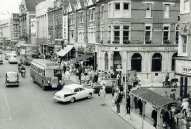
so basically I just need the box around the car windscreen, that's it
[61,87,73,93]
[7,73,17,77]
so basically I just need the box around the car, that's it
[8,53,17,64]
[92,78,123,93]
[5,71,19,87]
[5,53,10,60]
[0,58,3,64]
[53,84,94,103]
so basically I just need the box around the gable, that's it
[77,0,82,10]
[68,2,73,12]
[87,0,93,6]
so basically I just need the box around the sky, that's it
[0,0,22,20]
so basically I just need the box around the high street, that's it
[0,53,133,129]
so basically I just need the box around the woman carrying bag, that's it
[98,87,106,106]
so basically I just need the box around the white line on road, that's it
[3,94,12,121]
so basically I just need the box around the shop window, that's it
[171,53,178,71]
[105,53,108,70]
[131,53,142,72]
[152,53,162,72]
[113,52,121,71]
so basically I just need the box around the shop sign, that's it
[175,59,191,75]
[138,47,175,51]
[63,15,68,40]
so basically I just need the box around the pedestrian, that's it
[63,64,66,74]
[65,69,70,80]
[126,91,131,114]
[163,91,169,98]
[115,89,123,113]
[170,89,176,100]
[151,107,157,127]
[98,87,106,106]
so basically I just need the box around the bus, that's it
[20,44,39,65]
[30,59,64,90]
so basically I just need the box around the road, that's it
[0,52,133,129]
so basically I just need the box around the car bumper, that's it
[6,82,19,86]
[9,61,17,63]
[53,96,67,102]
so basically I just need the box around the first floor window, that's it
[145,25,152,44]
[163,26,170,43]
[114,26,120,43]
[181,35,187,53]
[123,26,130,44]
[175,25,179,44]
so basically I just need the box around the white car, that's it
[53,84,94,103]
[8,53,17,64]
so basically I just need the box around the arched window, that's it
[152,53,162,72]
[131,53,142,72]
[172,53,178,71]
[105,53,108,70]
[113,52,121,70]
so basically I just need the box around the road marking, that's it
[0,94,12,121]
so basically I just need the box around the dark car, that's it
[92,78,123,93]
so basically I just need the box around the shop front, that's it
[97,44,178,83]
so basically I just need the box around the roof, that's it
[32,59,59,65]
[131,89,177,108]
[7,71,17,74]
[25,0,45,11]
[65,84,83,89]
[79,0,84,8]
[69,0,77,10]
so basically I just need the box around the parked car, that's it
[53,84,94,103]
[0,58,3,64]
[5,53,10,60]
[92,78,123,93]
[5,71,19,87]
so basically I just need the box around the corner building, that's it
[175,0,191,97]
[96,0,180,83]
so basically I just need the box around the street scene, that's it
[0,0,191,129]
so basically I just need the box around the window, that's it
[105,53,108,70]
[113,26,120,44]
[181,0,190,14]
[79,11,83,23]
[100,26,104,40]
[100,5,104,19]
[89,8,95,21]
[123,26,130,44]
[70,14,74,25]
[131,53,142,72]
[78,28,84,42]
[108,26,111,43]
[146,4,152,18]
[124,3,129,10]
[108,3,111,18]
[164,4,170,18]
[175,25,179,44]
[115,3,120,10]
[145,25,152,44]
[88,26,96,43]
[171,53,178,71]
[152,53,162,72]
[182,35,187,53]
[184,0,189,11]
[163,25,170,43]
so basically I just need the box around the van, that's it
[8,53,18,64]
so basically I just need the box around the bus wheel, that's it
[32,77,35,83]
[42,83,46,90]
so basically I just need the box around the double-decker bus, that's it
[30,59,64,90]
[20,44,39,65]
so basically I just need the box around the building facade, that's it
[47,0,63,54]
[19,0,44,43]
[36,0,55,54]
[175,0,191,97]
[95,0,180,83]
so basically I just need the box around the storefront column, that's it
[97,50,101,70]
[184,77,188,98]
[101,51,106,70]
[162,52,167,72]
[111,26,114,44]
[108,51,114,71]
[180,76,183,97]
[120,25,123,44]
[120,51,127,74]
[145,52,151,72]
[127,52,131,71]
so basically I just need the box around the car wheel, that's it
[87,93,92,99]
[70,97,75,103]
[42,84,46,90]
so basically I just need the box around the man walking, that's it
[115,89,123,113]
[126,92,131,114]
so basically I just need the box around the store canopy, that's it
[15,41,25,47]
[56,45,74,57]
[71,55,93,63]
[131,89,177,108]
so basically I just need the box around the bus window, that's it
[45,70,54,77]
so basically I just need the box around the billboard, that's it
[63,15,68,40]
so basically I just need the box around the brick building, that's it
[96,0,180,83]
[175,0,191,96]
[47,0,63,55]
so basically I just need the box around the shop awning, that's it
[71,54,93,63]
[56,45,74,57]
[15,41,25,47]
